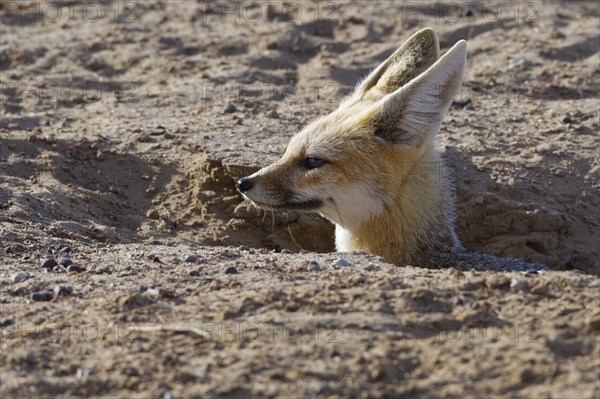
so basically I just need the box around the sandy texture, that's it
[1,1,599,398]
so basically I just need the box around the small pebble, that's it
[54,285,73,297]
[0,319,14,327]
[185,255,200,263]
[223,103,237,113]
[59,246,72,255]
[334,258,352,267]
[451,99,471,108]
[31,291,54,302]
[67,264,85,273]
[146,209,160,219]
[452,297,464,306]
[150,124,166,135]
[266,109,280,119]
[117,270,136,277]
[95,266,111,274]
[316,385,333,395]
[552,168,566,177]
[585,312,600,332]
[510,278,529,292]
[225,266,238,274]
[147,288,160,296]
[508,58,531,70]
[486,275,510,289]
[159,288,174,298]
[12,272,28,283]
[41,257,58,269]
[308,261,321,271]
[535,143,554,154]
[531,281,549,296]
[560,114,572,124]
[448,268,464,277]
[59,257,73,267]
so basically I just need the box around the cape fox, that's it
[237,28,544,272]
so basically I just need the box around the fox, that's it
[237,28,545,272]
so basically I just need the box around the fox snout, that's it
[236,158,329,212]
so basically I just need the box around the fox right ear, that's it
[363,40,467,148]
[355,28,440,102]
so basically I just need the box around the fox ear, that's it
[356,28,440,101]
[366,40,467,147]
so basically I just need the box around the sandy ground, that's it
[1,1,599,398]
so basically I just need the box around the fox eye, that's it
[303,156,327,169]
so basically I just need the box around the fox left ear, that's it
[355,28,440,102]
[366,40,467,147]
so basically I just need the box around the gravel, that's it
[41,257,58,269]
[12,272,28,283]
[58,256,73,267]
[334,258,352,267]
[67,264,85,273]
[560,114,572,124]
[185,255,200,263]
[308,260,321,271]
[31,291,54,302]
[223,103,237,113]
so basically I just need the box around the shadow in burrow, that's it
[444,146,598,275]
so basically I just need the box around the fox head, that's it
[237,28,467,233]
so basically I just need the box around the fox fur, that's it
[238,28,545,272]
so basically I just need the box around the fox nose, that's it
[237,177,254,192]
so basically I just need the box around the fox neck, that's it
[333,145,460,266]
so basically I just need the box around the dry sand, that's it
[1,1,599,398]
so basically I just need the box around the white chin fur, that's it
[318,181,386,231]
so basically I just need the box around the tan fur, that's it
[237,28,545,272]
